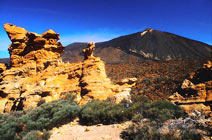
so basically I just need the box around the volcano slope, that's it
[62,28,211,63]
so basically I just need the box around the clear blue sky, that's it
[0,0,211,58]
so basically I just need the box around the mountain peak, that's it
[144,28,153,31]
[141,28,153,36]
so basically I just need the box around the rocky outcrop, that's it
[0,24,136,113]
[82,42,95,60]
[169,61,212,115]
[0,63,7,73]
[4,23,64,68]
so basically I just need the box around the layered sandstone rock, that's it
[169,61,212,115]
[0,63,7,73]
[0,24,136,113]
[4,23,64,68]
[82,42,95,59]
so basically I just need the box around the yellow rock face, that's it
[169,61,212,115]
[4,23,64,68]
[0,24,136,113]
[4,23,28,42]
[0,63,7,73]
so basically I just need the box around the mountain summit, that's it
[62,29,212,63]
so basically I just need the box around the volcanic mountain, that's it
[62,28,212,63]
[0,58,9,64]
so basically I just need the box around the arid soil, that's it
[50,121,131,140]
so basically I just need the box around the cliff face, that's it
[169,61,212,115]
[0,24,136,113]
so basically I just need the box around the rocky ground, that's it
[106,59,209,100]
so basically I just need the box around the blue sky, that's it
[0,0,211,58]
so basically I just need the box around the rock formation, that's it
[0,24,136,113]
[3,24,64,69]
[169,61,212,116]
[82,42,95,59]
[0,64,7,73]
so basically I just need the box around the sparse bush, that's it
[141,100,185,123]
[62,91,77,100]
[0,95,188,140]
[122,109,212,140]
[23,99,80,130]
[121,100,186,140]
[131,94,149,103]
[121,121,160,140]
[129,99,184,124]
[180,130,201,140]
[0,99,80,140]
[121,120,203,140]
[22,130,50,140]
[79,95,183,126]
[79,100,132,125]
[79,95,150,125]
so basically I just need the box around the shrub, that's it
[121,121,202,140]
[79,100,133,125]
[79,95,184,126]
[0,95,186,139]
[121,100,186,140]
[129,99,184,124]
[180,130,201,140]
[121,121,161,140]
[141,100,185,123]
[130,94,149,103]
[121,110,211,140]
[22,130,50,140]
[0,99,80,140]
[22,99,80,130]
[79,95,150,125]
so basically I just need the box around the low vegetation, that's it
[0,99,80,140]
[0,95,184,139]
[1,94,211,140]
[121,107,212,140]
[79,100,133,125]
[80,95,184,125]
